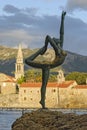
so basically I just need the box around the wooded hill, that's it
[0,45,87,76]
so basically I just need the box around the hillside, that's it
[62,51,87,73]
[0,45,37,75]
[0,45,87,75]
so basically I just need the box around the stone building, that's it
[19,81,76,108]
[17,67,87,108]
[71,85,87,108]
[15,44,24,80]
[57,80,77,108]
[0,73,17,94]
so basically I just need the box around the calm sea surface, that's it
[0,109,87,130]
[0,110,22,130]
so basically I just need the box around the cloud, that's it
[3,4,38,15]
[24,8,38,15]
[66,0,87,11]
[3,5,20,14]
[64,16,87,55]
[0,4,87,55]
[0,29,41,47]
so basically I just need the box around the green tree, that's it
[65,72,87,85]
[17,76,26,84]
[35,72,42,82]
[49,74,57,82]
[25,69,57,82]
[25,69,36,82]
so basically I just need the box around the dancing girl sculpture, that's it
[25,11,67,109]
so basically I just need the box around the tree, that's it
[17,76,26,84]
[25,69,57,82]
[65,72,87,85]
[25,69,36,82]
[49,74,57,82]
[76,74,86,85]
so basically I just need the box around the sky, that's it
[0,0,87,55]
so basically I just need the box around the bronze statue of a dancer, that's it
[25,11,67,109]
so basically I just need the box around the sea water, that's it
[0,110,22,130]
[0,109,87,130]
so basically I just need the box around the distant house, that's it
[0,73,17,94]
[57,80,77,108]
[73,85,87,108]
[19,81,76,108]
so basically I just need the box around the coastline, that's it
[1,107,87,114]
[0,108,87,130]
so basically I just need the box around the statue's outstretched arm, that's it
[60,11,66,48]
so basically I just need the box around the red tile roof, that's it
[0,73,15,82]
[20,81,75,88]
[75,85,87,89]
[3,80,16,83]
[6,75,15,82]
[57,81,75,88]
[20,82,40,87]
[20,82,58,88]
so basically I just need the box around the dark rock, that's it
[11,109,87,130]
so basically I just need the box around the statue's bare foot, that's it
[40,46,47,55]
[39,100,45,109]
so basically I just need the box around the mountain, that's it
[42,49,87,74]
[62,52,87,72]
[0,45,35,75]
[0,45,87,76]
[62,51,87,73]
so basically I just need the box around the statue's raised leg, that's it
[25,46,47,67]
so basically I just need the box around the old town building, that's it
[15,44,24,80]
[0,73,17,94]
[19,81,77,108]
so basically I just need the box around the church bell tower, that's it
[15,44,24,80]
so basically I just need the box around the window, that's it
[24,97,26,100]
[17,65,21,71]
[52,89,56,92]
[24,90,26,93]
[30,98,33,100]
[0,86,1,93]
[18,65,21,71]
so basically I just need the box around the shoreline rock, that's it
[12,109,87,130]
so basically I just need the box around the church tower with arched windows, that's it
[15,44,24,80]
